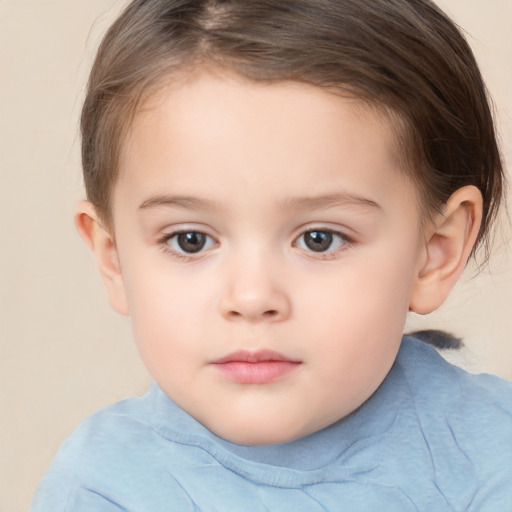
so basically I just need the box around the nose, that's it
[219,253,291,323]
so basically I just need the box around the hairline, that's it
[98,63,434,235]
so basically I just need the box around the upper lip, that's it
[212,350,301,364]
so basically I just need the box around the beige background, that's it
[0,0,510,510]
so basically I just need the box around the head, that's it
[76,0,504,444]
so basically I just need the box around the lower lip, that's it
[213,361,300,384]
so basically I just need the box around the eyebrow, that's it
[279,193,381,212]
[138,192,381,212]
[139,195,222,211]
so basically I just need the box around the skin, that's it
[76,71,482,445]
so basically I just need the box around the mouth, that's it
[211,350,302,384]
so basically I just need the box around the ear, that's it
[74,201,129,316]
[409,186,483,315]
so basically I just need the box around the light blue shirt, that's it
[31,337,512,511]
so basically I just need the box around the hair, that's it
[82,0,504,261]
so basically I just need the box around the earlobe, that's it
[409,186,483,315]
[74,201,129,316]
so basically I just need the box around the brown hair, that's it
[81,0,504,258]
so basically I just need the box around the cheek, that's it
[299,251,414,327]
[122,262,213,368]
[297,247,417,374]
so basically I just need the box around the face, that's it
[110,71,426,445]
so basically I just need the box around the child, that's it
[32,0,511,510]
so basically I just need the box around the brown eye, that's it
[295,229,347,254]
[169,232,212,253]
[304,231,333,252]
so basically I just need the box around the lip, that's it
[211,350,301,384]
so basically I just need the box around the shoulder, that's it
[397,335,512,411]
[49,391,155,467]
[31,387,196,511]
[394,336,512,506]
[30,393,148,510]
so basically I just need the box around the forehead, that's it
[114,71,415,214]
[124,68,402,149]
[125,70,401,151]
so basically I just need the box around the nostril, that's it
[226,309,279,320]
[220,290,291,322]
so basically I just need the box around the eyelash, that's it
[158,228,353,261]
[293,229,352,259]
[158,230,217,261]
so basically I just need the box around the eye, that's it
[165,231,216,254]
[294,229,348,253]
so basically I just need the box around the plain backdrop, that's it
[0,0,510,510]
